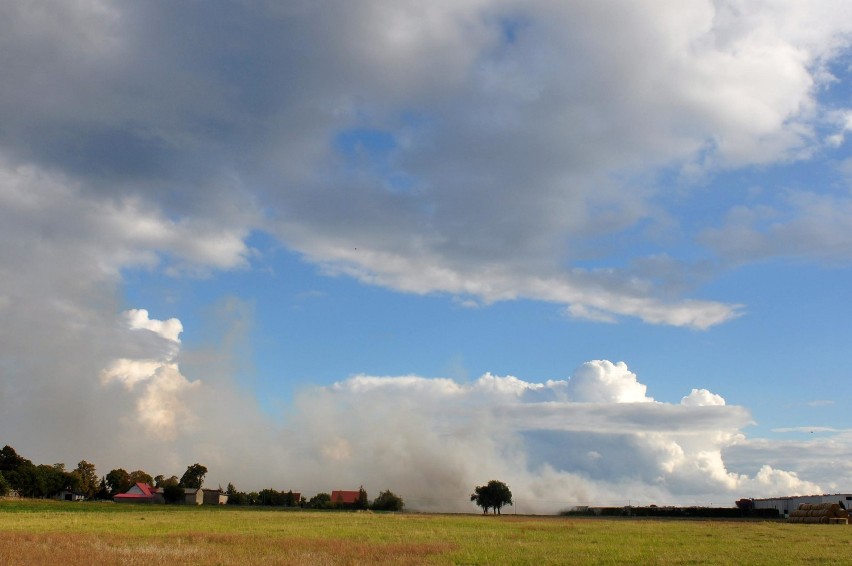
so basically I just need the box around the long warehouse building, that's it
[747,493,852,517]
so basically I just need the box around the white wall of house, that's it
[54,490,84,502]
[184,488,203,505]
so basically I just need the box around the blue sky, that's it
[2,1,852,512]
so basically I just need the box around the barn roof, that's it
[331,490,360,504]
[114,483,157,501]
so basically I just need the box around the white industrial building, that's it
[750,494,852,517]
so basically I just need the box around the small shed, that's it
[202,489,229,505]
[55,490,85,502]
[183,488,203,505]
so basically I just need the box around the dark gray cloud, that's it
[7,1,847,325]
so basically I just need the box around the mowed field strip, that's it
[2,500,852,565]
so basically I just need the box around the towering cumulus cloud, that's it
[101,310,198,439]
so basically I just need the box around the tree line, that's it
[224,484,404,511]
[0,445,208,501]
[1,444,512,515]
[0,444,404,511]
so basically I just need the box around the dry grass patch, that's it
[0,531,454,566]
[0,533,205,566]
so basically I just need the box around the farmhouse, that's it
[331,490,361,506]
[114,482,163,504]
[742,493,852,517]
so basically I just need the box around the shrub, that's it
[162,483,185,504]
[307,493,332,509]
[371,490,404,512]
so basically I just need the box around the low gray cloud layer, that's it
[4,1,851,326]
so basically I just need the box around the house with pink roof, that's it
[114,483,163,504]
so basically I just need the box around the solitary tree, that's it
[179,463,207,489]
[470,480,513,515]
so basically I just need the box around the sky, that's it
[2,0,852,513]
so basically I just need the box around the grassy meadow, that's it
[2,499,852,565]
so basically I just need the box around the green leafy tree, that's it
[60,464,82,494]
[0,445,31,473]
[72,460,98,499]
[371,490,404,511]
[129,470,154,486]
[0,445,32,492]
[42,464,71,497]
[0,471,9,496]
[470,480,513,515]
[259,488,285,506]
[356,486,369,510]
[11,464,42,497]
[285,490,299,507]
[162,481,185,504]
[308,492,332,509]
[179,463,207,489]
[95,477,110,500]
[225,482,247,505]
[105,468,132,496]
[14,464,68,498]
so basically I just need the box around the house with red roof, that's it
[114,483,163,504]
[331,488,366,508]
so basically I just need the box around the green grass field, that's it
[2,499,851,565]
